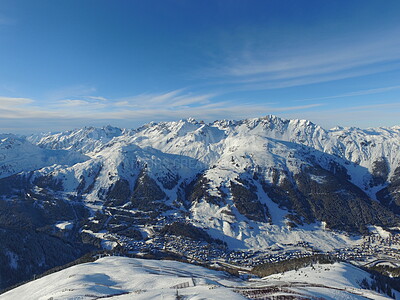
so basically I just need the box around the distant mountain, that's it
[1,115,400,290]
[0,134,87,179]
[27,125,126,154]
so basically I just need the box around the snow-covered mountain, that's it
[0,134,88,179]
[1,256,395,300]
[3,116,400,240]
[1,115,400,291]
[27,125,126,154]
[21,116,400,231]
[28,117,400,191]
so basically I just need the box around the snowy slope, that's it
[31,140,205,208]
[250,262,396,300]
[1,257,395,300]
[28,116,400,185]
[20,133,365,252]
[70,116,400,191]
[0,134,88,179]
[0,256,246,300]
[28,125,126,155]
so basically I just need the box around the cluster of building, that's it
[328,233,400,263]
[106,226,400,269]
[112,233,314,267]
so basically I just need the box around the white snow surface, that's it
[55,221,74,230]
[23,116,400,192]
[0,134,88,179]
[1,257,394,300]
[259,262,395,300]
[0,256,246,300]
[28,116,400,186]
[28,125,125,154]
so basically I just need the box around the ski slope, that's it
[1,257,396,300]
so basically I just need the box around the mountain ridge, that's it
[1,115,400,290]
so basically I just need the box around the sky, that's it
[1,0,400,133]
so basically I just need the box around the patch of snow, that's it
[55,221,74,230]
[310,174,327,184]
[367,225,391,239]
[260,262,392,300]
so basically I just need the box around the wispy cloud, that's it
[1,90,398,133]
[87,96,108,101]
[57,99,107,109]
[345,102,400,111]
[294,85,400,103]
[203,28,400,90]
[0,96,33,107]
[115,89,214,109]
[0,91,324,132]
[223,65,400,91]
[46,84,97,100]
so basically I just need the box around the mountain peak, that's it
[183,117,200,124]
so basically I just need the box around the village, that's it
[109,229,400,269]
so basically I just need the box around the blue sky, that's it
[1,0,400,133]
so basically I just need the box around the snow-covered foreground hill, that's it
[252,262,398,300]
[0,257,394,300]
[0,257,246,300]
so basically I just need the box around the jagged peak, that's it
[184,117,202,124]
[135,121,159,132]
[262,114,288,123]
[289,118,315,126]
[329,125,396,136]
[239,115,319,129]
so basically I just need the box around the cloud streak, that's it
[294,85,400,103]
[115,89,213,109]
[46,85,97,100]
[0,89,398,133]
[0,92,324,132]
[203,28,400,91]
[0,97,33,107]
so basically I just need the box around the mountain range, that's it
[1,115,400,290]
